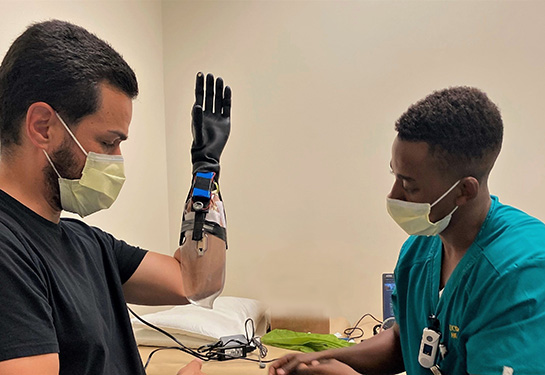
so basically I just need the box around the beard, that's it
[43,138,84,212]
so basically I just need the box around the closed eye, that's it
[403,186,418,194]
[102,141,117,148]
[100,138,123,152]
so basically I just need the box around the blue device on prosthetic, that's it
[189,172,215,242]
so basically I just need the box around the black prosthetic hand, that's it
[178,73,231,308]
[191,72,231,181]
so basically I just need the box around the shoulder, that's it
[0,220,37,262]
[477,196,545,273]
[61,217,146,259]
[489,196,545,231]
[60,217,115,243]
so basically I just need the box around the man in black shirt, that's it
[0,20,230,375]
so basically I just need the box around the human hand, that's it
[292,359,361,375]
[191,72,231,181]
[268,352,323,375]
[176,358,206,375]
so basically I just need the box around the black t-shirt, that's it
[0,190,147,374]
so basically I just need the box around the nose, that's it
[388,178,405,201]
[113,144,123,156]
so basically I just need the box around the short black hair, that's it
[395,86,503,180]
[0,19,138,149]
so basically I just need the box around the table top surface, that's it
[138,317,380,375]
[138,344,294,375]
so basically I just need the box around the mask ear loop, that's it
[55,112,88,157]
[430,180,461,208]
[42,150,62,179]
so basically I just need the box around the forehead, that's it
[76,83,132,135]
[390,137,442,182]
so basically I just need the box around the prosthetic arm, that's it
[179,72,231,308]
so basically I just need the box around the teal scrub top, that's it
[392,196,545,375]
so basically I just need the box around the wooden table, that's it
[138,344,294,375]
[138,316,381,374]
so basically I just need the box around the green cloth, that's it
[261,329,355,353]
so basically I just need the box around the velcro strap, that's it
[181,219,227,245]
[192,210,207,241]
[192,171,215,201]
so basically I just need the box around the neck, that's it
[0,151,62,223]
[441,187,491,252]
[438,186,491,288]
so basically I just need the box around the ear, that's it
[455,177,479,207]
[25,102,58,150]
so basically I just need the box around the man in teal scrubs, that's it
[269,87,545,375]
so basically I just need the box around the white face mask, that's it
[43,112,126,217]
[386,180,460,236]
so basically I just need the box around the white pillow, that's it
[132,296,270,348]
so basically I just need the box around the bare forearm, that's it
[319,326,404,374]
[123,252,189,305]
[269,324,404,375]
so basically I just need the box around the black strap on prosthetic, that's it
[179,171,228,246]
[180,220,227,244]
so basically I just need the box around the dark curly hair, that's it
[395,86,503,181]
[0,20,138,150]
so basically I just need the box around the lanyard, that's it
[419,241,448,373]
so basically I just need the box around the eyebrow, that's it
[108,130,128,141]
[389,162,415,182]
[396,173,415,182]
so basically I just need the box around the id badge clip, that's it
[418,315,441,369]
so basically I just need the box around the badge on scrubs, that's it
[418,327,441,368]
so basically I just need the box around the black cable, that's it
[128,306,215,367]
[245,317,268,358]
[343,313,383,340]
[129,307,187,349]
[129,307,276,369]
[143,347,187,369]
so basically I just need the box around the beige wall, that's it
[0,2,170,253]
[2,1,545,324]
[162,1,545,323]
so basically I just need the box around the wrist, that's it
[192,163,220,182]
